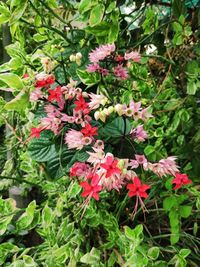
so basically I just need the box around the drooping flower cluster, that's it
[87,43,141,79]
[29,43,192,214]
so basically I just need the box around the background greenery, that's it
[0,0,200,266]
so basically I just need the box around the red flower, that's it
[48,86,62,102]
[81,123,98,137]
[80,175,102,200]
[34,74,55,88]
[74,95,89,114]
[115,55,124,62]
[23,73,29,78]
[127,177,150,199]
[172,173,192,190]
[30,127,43,138]
[100,156,121,178]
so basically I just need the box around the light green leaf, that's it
[0,73,24,90]
[16,201,36,230]
[4,91,29,113]
[77,69,100,86]
[147,247,160,260]
[179,205,192,218]
[89,4,105,27]
[80,247,101,265]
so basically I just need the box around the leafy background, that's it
[0,0,200,266]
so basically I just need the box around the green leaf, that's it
[28,131,57,162]
[0,73,23,90]
[179,249,191,258]
[144,145,155,156]
[79,0,92,14]
[147,247,160,260]
[102,117,132,138]
[33,33,48,42]
[16,201,36,230]
[10,0,28,25]
[89,4,105,27]
[187,80,197,95]
[4,91,29,113]
[42,205,54,228]
[163,196,177,211]
[172,0,186,18]
[0,3,10,24]
[80,247,101,265]
[169,210,179,227]
[179,205,192,218]
[77,69,100,87]
[124,224,144,241]
[108,22,119,43]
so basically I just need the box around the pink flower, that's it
[124,51,141,62]
[172,173,192,190]
[89,44,115,63]
[40,115,61,135]
[113,64,129,79]
[135,154,148,165]
[129,100,141,120]
[87,147,105,165]
[127,177,150,199]
[80,175,102,200]
[129,160,139,169]
[70,162,90,178]
[147,156,179,177]
[130,125,148,142]
[65,129,85,150]
[100,155,121,178]
[30,88,44,102]
[140,107,153,121]
[88,93,108,110]
[86,63,100,72]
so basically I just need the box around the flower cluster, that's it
[87,43,141,79]
[29,43,192,213]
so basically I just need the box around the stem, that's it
[0,175,41,187]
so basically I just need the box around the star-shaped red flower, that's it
[74,95,89,114]
[81,123,98,137]
[80,174,102,200]
[172,173,192,190]
[100,156,121,178]
[127,176,150,199]
[30,127,43,139]
[48,86,62,102]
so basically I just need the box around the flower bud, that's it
[107,106,114,114]
[69,54,76,62]
[114,104,123,116]
[76,52,82,59]
[94,111,100,120]
[99,111,106,122]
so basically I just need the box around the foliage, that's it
[0,0,200,266]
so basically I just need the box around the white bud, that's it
[69,54,76,62]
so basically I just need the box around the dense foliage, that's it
[0,0,200,266]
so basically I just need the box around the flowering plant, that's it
[28,43,192,215]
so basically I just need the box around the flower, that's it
[88,93,108,110]
[30,88,44,102]
[30,127,43,138]
[100,155,121,178]
[81,123,98,137]
[65,129,85,150]
[89,43,115,63]
[34,73,55,88]
[146,156,179,177]
[86,63,100,73]
[74,95,89,114]
[48,86,62,103]
[127,176,150,199]
[135,154,148,165]
[113,64,129,79]
[172,173,192,190]
[80,175,102,200]
[130,125,148,142]
[124,51,141,62]
[70,162,90,178]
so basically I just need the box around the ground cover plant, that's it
[0,0,200,266]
